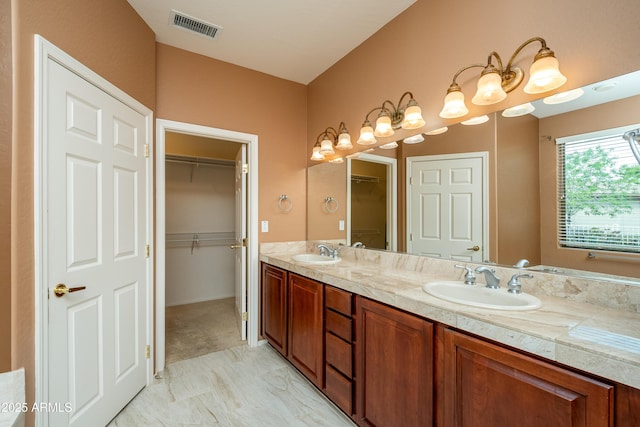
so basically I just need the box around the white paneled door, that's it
[407,153,486,262]
[234,145,248,340]
[46,59,148,426]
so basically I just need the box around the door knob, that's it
[53,283,87,298]
[229,244,241,249]
[467,245,480,252]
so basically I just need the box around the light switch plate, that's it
[339,220,345,231]
[261,221,269,232]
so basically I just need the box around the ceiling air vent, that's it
[169,10,222,40]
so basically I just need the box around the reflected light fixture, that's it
[502,102,535,117]
[311,122,352,161]
[379,141,399,149]
[425,127,449,136]
[358,91,426,145]
[403,134,425,144]
[440,37,567,119]
[461,115,489,125]
[543,88,584,105]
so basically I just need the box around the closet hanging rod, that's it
[165,154,234,168]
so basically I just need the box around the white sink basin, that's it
[291,253,341,265]
[422,281,542,311]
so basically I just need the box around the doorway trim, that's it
[34,35,155,426]
[347,153,398,251]
[155,119,259,373]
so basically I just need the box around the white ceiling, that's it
[127,0,416,84]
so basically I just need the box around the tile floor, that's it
[109,344,356,426]
[165,298,245,364]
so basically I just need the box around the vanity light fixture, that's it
[311,122,353,160]
[357,91,426,145]
[440,37,567,119]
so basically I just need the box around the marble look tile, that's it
[556,343,640,389]
[110,344,355,427]
[456,315,557,360]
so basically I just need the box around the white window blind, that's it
[557,126,640,253]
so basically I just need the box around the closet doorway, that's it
[156,120,259,373]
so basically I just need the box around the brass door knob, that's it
[53,283,87,298]
[229,244,242,249]
[467,245,480,252]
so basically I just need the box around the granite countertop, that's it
[260,242,640,390]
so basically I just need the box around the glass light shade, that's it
[319,138,335,155]
[310,145,325,161]
[472,71,507,105]
[357,125,377,145]
[461,115,489,125]
[502,102,535,117]
[400,105,426,129]
[524,55,567,94]
[374,115,394,137]
[335,132,353,150]
[439,90,469,119]
[379,141,399,149]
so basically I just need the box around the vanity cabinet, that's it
[324,285,356,416]
[261,263,288,356]
[438,327,613,427]
[356,296,434,427]
[287,273,325,388]
[261,263,325,387]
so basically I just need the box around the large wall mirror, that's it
[307,70,640,281]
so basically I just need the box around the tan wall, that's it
[307,0,640,161]
[539,95,640,276]
[496,114,541,266]
[307,162,347,240]
[156,44,308,243]
[0,0,11,372]
[11,0,156,421]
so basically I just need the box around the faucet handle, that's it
[454,264,476,285]
[507,273,533,294]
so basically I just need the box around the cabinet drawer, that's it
[325,364,353,415]
[325,286,352,315]
[325,309,352,342]
[326,332,352,377]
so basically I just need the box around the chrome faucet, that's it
[475,266,500,289]
[317,244,339,259]
[507,273,533,294]
[352,241,365,248]
[454,264,476,285]
[514,259,530,268]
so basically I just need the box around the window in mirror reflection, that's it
[558,126,640,253]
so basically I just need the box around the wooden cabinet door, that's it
[356,296,434,427]
[288,273,324,388]
[261,263,288,356]
[439,327,613,427]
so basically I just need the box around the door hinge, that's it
[144,144,149,158]
[242,237,247,247]
[145,244,150,258]
[145,345,150,359]
[242,312,248,321]
[242,163,248,174]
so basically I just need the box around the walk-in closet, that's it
[164,133,245,364]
